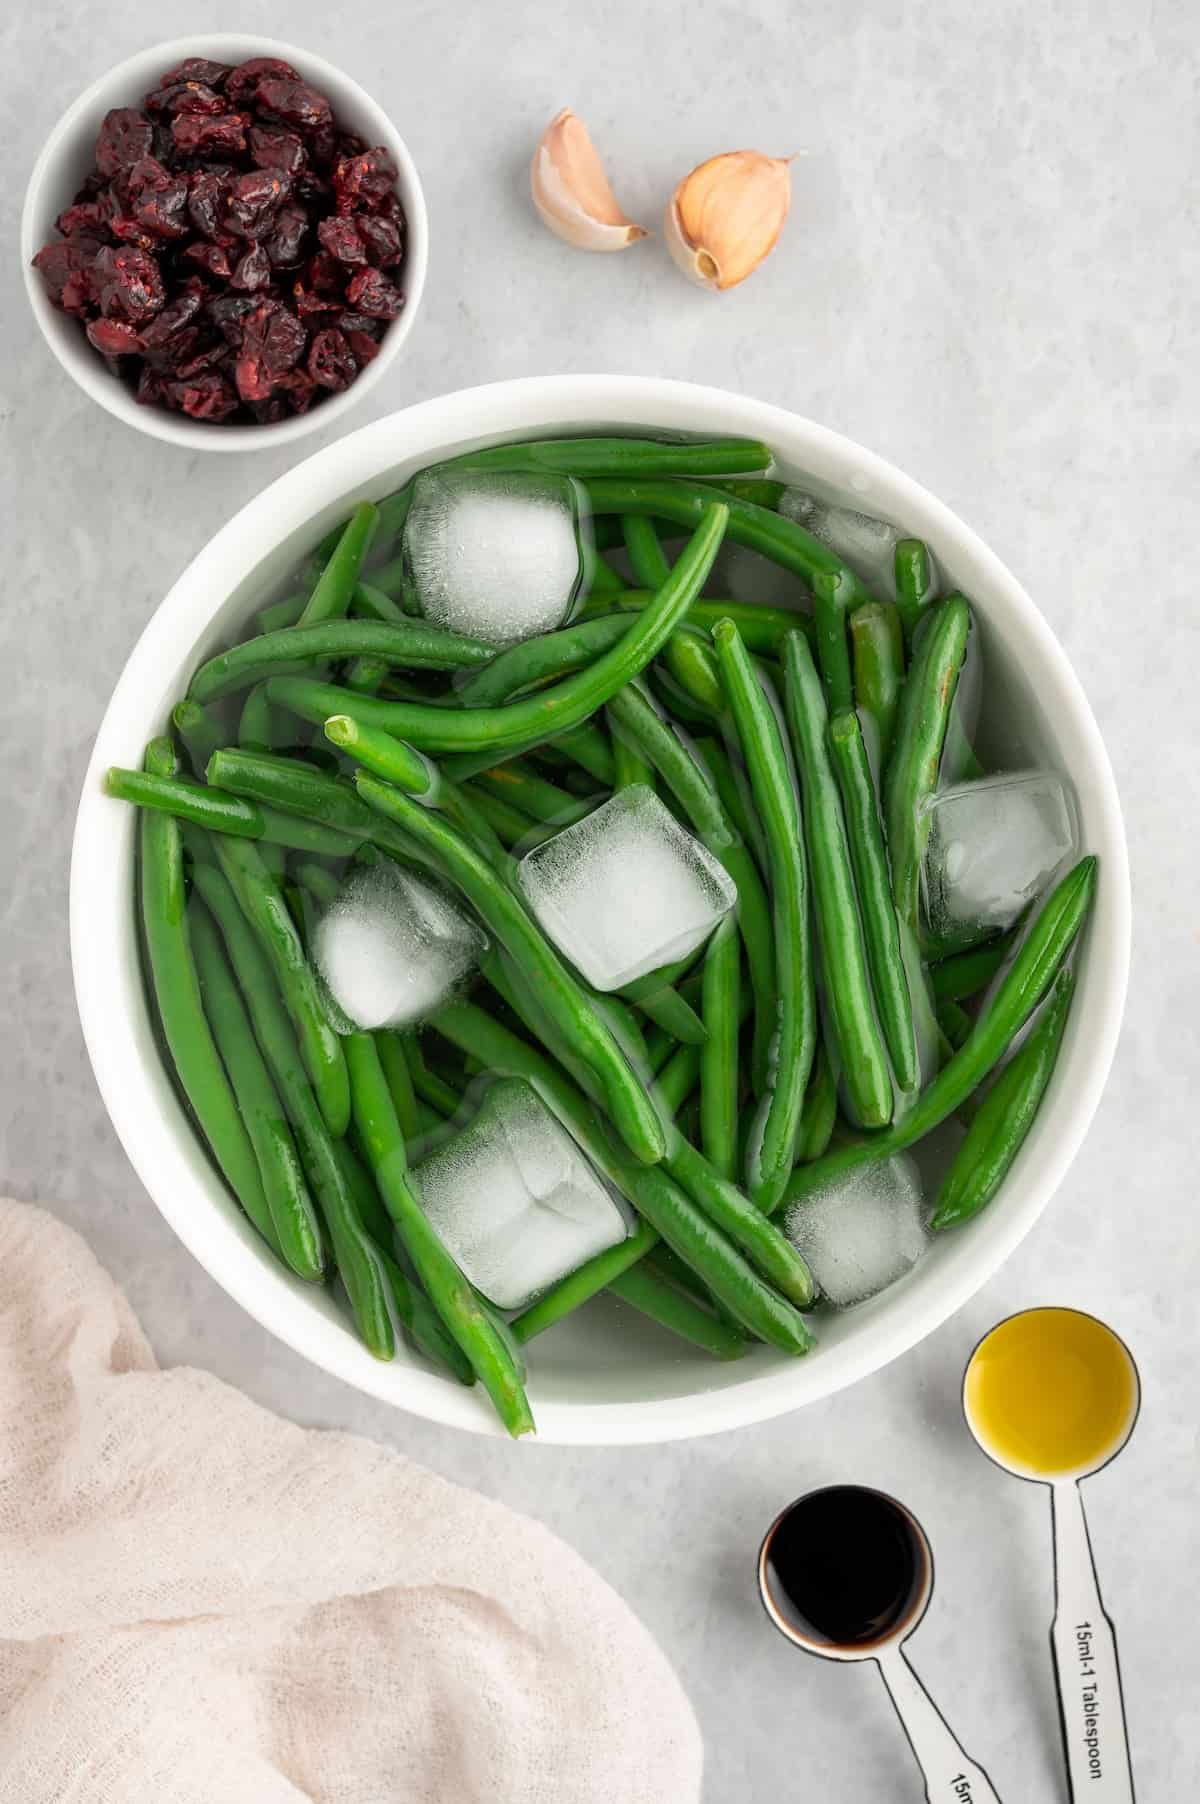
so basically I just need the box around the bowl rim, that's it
[20,32,428,453]
[70,374,1132,1443]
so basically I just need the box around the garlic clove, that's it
[531,108,648,253]
[664,151,792,291]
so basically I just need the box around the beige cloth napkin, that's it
[0,1199,702,1803]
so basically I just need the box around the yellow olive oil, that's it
[965,1307,1138,1478]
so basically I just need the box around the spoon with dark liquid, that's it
[759,1485,1001,1802]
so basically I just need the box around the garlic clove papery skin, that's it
[664,151,792,290]
[531,108,648,252]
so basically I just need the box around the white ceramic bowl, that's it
[21,35,428,452]
[70,376,1131,1443]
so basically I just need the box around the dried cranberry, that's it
[307,327,356,390]
[226,56,299,107]
[230,244,272,291]
[265,203,309,267]
[293,284,341,321]
[127,158,189,239]
[86,317,144,356]
[158,57,232,90]
[317,215,367,266]
[307,120,338,170]
[274,368,317,412]
[182,241,232,280]
[344,328,381,367]
[56,194,116,238]
[345,266,404,319]
[172,112,249,157]
[249,125,306,176]
[355,212,404,267]
[92,245,166,322]
[145,80,226,118]
[136,363,167,407]
[333,147,399,213]
[176,340,232,379]
[187,169,229,238]
[109,216,159,251]
[255,77,332,132]
[167,370,240,420]
[294,168,331,204]
[143,324,200,372]
[95,108,155,178]
[224,170,291,238]
[251,395,289,424]
[207,293,257,343]
[139,292,204,361]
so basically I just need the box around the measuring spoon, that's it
[759,1484,1001,1802]
[963,1307,1139,1803]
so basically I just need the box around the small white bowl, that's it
[21,34,428,452]
[70,376,1131,1443]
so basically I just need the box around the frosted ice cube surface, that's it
[784,1155,927,1307]
[515,785,738,990]
[402,467,585,647]
[779,489,902,598]
[313,862,484,1032]
[921,771,1077,948]
[414,1079,631,1310]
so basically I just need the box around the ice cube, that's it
[313,861,484,1032]
[402,467,586,647]
[413,1079,631,1310]
[784,1155,927,1307]
[515,784,737,990]
[779,490,901,598]
[920,772,1077,949]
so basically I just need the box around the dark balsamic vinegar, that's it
[763,1486,927,1649]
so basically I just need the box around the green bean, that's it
[267,502,729,756]
[402,1035,463,1119]
[360,555,406,600]
[172,698,225,777]
[660,626,725,718]
[344,1031,535,1435]
[894,538,937,645]
[344,656,388,696]
[604,683,776,1090]
[700,918,740,1181]
[294,861,342,911]
[543,722,616,786]
[607,1265,747,1359]
[782,632,893,1129]
[472,760,596,829]
[448,435,773,478]
[191,619,492,703]
[375,1031,420,1139]
[827,710,920,1093]
[581,540,628,597]
[849,600,905,764]
[584,476,877,608]
[932,966,1076,1229]
[937,997,972,1050]
[139,740,272,1241]
[620,965,707,1046]
[432,997,812,1353]
[622,514,672,590]
[210,835,350,1137]
[609,708,656,790]
[459,782,554,850]
[583,588,816,656]
[691,735,769,873]
[190,903,324,1280]
[810,569,855,715]
[238,683,282,754]
[796,1047,838,1163]
[783,856,1097,1207]
[713,621,815,1209]
[258,592,307,635]
[928,933,1015,1004]
[511,1222,659,1341]
[350,578,409,624]
[370,487,412,562]
[298,501,378,626]
[884,595,971,937]
[349,772,666,1165]
[188,856,394,1360]
[459,615,630,708]
[104,767,361,855]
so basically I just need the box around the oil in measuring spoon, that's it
[964,1307,1138,1478]
[763,1486,928,1650]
